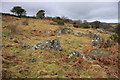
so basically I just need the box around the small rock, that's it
[67,51,85,58]
[76,32,88,37]
[44,30,52,34]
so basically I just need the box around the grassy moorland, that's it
[2,15,119,78]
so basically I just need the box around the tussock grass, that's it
[2,15,119,78]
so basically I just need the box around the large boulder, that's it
[32,39,62,51]
[55,27,74,34]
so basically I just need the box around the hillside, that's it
[2,15,120,78]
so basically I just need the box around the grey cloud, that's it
[2,2,118,23]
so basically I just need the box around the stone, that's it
[67,51,85,58]
[76,32,88,37]
[32,39,62,51]
[9,37,16,40]
[91,33,104,48]
[21,42,30,48]
[9,37,30,48]
[55,27,74,34]
[44,30,52,34]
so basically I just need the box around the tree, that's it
[36,10,45,19]
[11,6,26,17]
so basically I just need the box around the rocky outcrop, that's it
[55,27,74,34]
[32,39,62,51]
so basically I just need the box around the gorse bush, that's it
[57,20,64,25]
[110,34,118,42]
[53,19,64,25]
[73,24,90,28]
[104,39,115,48]
[50,22,58,25]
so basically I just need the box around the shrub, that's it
[73,24,90,28]
[53,20,64,25]
[110,34,118,41]
[104,39,115,48]
[73,24,80,28]
[115,24,120,44]
[57,20,64,25]
[50,22,58,25]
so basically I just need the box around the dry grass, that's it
[2,15,119,78]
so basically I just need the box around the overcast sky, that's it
[1,2,118,23]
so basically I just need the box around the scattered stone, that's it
[76,32,88,37]
[21,42,30,48]
[44,30,52,34]
[91,33,104,48]
[67,51,85,58]
[55,27,74,34]
[9,37,30,48]
[32,39,62,51]
[9,37,16,41]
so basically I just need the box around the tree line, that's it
[10,6,45,19]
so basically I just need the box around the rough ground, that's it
[2,15,120,78]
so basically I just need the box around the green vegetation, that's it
[11,6,26,17]
[73,24,90,28]
[2,9,119,78]
[36,10,45,19]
